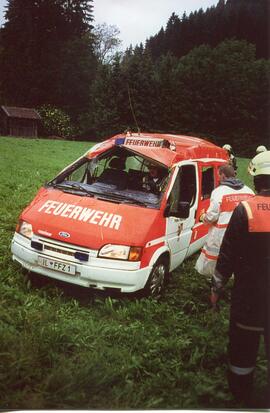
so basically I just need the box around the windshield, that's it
[48,147,170,209]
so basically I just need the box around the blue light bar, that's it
[115,138,126,145]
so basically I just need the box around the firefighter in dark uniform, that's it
[210,151,270,405]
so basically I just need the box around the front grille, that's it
[44,245,74,256]
[36,236,98,259]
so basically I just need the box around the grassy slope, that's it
[0,137,266,409]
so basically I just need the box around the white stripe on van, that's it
[145,237,166,248]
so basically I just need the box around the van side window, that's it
[169,173,181,215]
[68,162,88,182]
[94,157,109,178]
[179,165,197,206]
[201,166,214,199]
[169,165,197,213]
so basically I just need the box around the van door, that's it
[165,162,198,271]
[186,162,217,257]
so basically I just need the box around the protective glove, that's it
[199,209,205,222]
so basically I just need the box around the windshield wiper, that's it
[121,198,147,206]
[97,191,148,206]
[49,182,94,197]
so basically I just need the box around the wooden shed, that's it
[0,106,41,137]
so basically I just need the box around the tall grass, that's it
[0,137,266,409]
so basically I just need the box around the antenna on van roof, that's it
[127,84,140,135]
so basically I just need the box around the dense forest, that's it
[0,0,269,155]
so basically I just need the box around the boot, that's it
[227,369,253,404]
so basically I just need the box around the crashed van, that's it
[11,132,228,296]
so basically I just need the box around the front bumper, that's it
[11,233,151,293]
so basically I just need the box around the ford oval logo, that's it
[59,231,70,238]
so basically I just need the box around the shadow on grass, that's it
[26,270,149,305]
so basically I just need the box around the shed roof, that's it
[1,106,41,120]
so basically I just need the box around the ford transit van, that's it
[11,133,228,296]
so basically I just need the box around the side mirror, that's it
[164,201,190,218]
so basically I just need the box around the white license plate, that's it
[38,256,76,275]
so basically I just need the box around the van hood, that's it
[21,187,164,249]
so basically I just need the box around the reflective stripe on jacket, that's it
[195,183,254,276]
[203,185,254,259]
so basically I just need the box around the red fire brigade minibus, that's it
[11,132,228,296]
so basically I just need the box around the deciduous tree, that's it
[93,23,122,64]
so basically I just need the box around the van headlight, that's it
[16,220,33,239]
[98,244,142,261]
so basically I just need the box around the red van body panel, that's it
[11,132,229,294]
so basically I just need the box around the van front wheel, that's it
[144,259,168,298]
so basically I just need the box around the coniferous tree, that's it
[145,0,269,60]
[154,53,179,131]
[1,0,96,121]
[173,40,270,151]
[86,56,127,138]
[145,27,165,60]
[121,45,158,132]
[164,13,181,57]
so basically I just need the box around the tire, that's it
[144,258,169,298]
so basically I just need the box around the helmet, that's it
[248,151,270,176]
[222,144,232,152]
[256,145,267,154]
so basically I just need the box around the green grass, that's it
[0,137,267,409]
